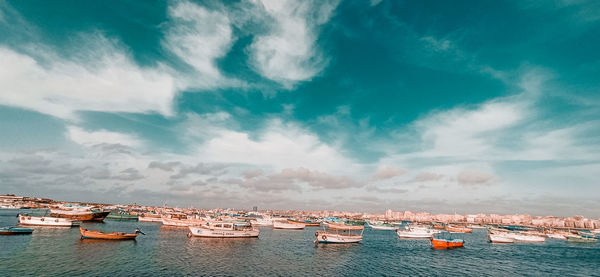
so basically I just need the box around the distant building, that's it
[253,206,258,212]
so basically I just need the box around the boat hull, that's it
[50,209,95,221]
[273,221,305,229]
[0,227,34,235]
[487,233,515,243]
[80,227,138,240]
[188,226,259,238]
[445,226,473,233]
[18,215,72,227]
[315,231,362,243]
[431,238,464,249]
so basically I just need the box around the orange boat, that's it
[288,219,320,226]
[79,227,144,240]
[431,238,464,249]
[433,223,445,229]
[445,225,473,233]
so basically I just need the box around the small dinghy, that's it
[0,227,34,235]
[80,227,144,240]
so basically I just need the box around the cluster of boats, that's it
[487,227,598,244]
[3,208,599,248]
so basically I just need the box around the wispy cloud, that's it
[248,0,340,88]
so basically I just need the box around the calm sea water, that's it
[1,209,599,276]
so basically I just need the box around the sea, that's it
[1,209,599,276]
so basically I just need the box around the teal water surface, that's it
[1,210,599,276]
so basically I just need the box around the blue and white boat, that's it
[0,226,34,235]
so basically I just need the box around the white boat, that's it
[18,214,72,227]
[546,233,567,240]
[506,232,546,243]
[366,221,397,230]
[487,232,515,243]
[315,224,364,244]
[187,221,259,238]
[273,220,305,229]
[250,218,274,226]
[138,213,163,222]
[396,226,439,239]
[161,214,206,227]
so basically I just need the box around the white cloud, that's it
[182,114,358,174]
[67,126,142,148]
[0,40,177,119]
[249,0,340,87]
[164,1,241,89]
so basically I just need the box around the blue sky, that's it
[1,0,599,216]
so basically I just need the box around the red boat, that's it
[431,238,464,249]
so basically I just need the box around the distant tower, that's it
[253,206,258,212]
[385,209,393,219]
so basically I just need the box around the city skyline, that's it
[1,0,599,217]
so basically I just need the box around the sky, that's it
[1,0,599,217]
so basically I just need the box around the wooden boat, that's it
[445,225,473,233]
[161,214,206,227]
[288,219,320,226]
[566,234,597,243]
[0,227,34,235]
[138,212,162,222]
[328,222,364,231]
[433,223,445,229]
[187,221,259,238]
[487,232,514,243]
[431,238,464,249]
[315,224,364,244]
[106,210,138,221]
[50,208,95,221]
[18,214,72,227]
[274,220,305,229]
[79,226,143,240]
[506,232,546,243]
[397,226,440,239]
[366,221,397,230]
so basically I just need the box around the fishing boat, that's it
[396,226,440,239]
[546,232,567,240]
[431,237,464,249]
[18,214,72,227]
[566,234,597,243]
[288,219,320,227]
[80,226,144,240]
[432,223,445,229]
[250,217,274,226]
[161,213,206,227]
[138,212,162,222]
[366,220,397,230]
[187,221,259,238]
[106,210,138,221]
[445,225,473,233]
[315,224,364,244]
[0,227,34,235]
[487,231,515,243]
[506,232,546,243]
[273,220,305,229]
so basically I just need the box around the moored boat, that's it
[487,231,515,243]
[0,227,34,235]
[138,212,162,222]
[506,232,546,243]
[445,225,473,233]
[431,237,464,249]
[250,217,274,226]
[397,226,440,239]
[566,234,597,243]
[546,232,567,240]
[106,210,138,221]
[187,221,259,238]
[80,226,144,240]
[161,213,206,227]
[315,224,364,244]
[366,221,397,230]
[288,219,320,227]
[274,220,305,229]
[18,214,72,227]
